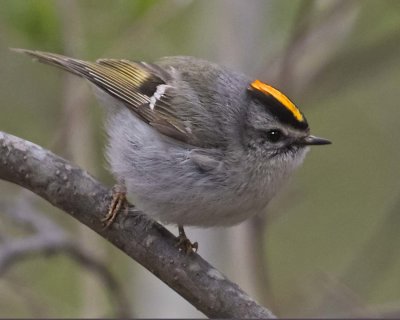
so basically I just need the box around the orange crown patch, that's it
[250,80,304,122]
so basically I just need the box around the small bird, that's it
[14,49,331,253]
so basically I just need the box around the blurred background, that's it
[1,0,400,317]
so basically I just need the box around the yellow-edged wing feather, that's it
[13,49,189,142]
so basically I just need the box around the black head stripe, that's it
[248,89,309,131]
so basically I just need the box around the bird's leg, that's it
[177,225,198,254]
[102,182,127,229]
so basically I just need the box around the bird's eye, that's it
[264,129,283,143]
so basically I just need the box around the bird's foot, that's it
[102,184,127,229]
[176,225,198,254]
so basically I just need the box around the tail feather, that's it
[11,48,192,144]
[11,48,152,109]
[11,48,95,78]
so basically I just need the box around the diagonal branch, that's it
[0,193,132,317]
[0,130,275,319]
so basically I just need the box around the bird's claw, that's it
[102,185,127,229]
[177,226,198,254]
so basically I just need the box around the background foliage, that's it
[1,0,400,317]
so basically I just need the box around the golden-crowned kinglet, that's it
[14,49,330,251]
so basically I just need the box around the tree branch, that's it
[0,131,275,319]
[0,193,132,317]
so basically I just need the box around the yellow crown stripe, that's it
[250,80,304,122]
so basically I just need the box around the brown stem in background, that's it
[0,192,131,318]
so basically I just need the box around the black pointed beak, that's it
[299,135,332,146]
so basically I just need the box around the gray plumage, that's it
[14,49,330,227]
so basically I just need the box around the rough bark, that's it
[0,131,275,319]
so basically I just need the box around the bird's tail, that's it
[11,48,96,78]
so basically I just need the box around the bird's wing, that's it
[13,49,192,143]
